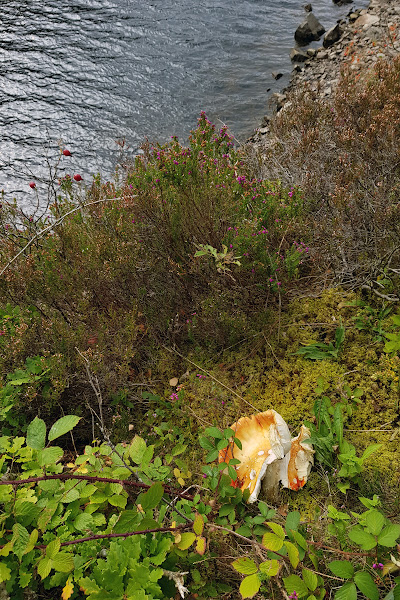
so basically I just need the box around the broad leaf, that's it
[302,569,318,592]
[176,532,196,550]
[354,571,379,600]
[232,557,258,575]
[193,513,204,536]
[334,582,357,600]
[267,522,285,539]
[239,574,261,599]
[348,525,376,550]
[52,552,74,573]
[11,523,29,560]
[48,415,81,441]
[259,559,280,577]
[37,556,52,580]
[285,541,300,569]
[26,417,46,450]
[139,481,164,510]
[262,532,284,551]
[329,561,354,579]
[283,574,309,598]
[378,524,400,547]
[46,538,61,559]
[129,435,147,463]
[366,510,385,536]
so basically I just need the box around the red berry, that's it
[63,149,71,156]
[29,182,36,189]
[73,174,83,182]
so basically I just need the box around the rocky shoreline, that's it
[250,0,400,141]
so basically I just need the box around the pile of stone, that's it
[252,0,400,138]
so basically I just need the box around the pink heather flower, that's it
[372,563,384,570]
[288,593,298,600]
[170,392,179,401]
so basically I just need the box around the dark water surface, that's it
[0,0,367,205]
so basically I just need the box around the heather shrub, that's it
[253,55,400,292]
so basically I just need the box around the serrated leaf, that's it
[196,536,206,555]
[267,522,285,539]
[73,513,93,532]
[37,556,52,580]
[139,481,164,510]
[176,532,196,550]
[129,435,147,464]
[285,541,300,569]
[26,417,46,450]
[193,513,204,536]
[46,538,61,559]
[379,524,400,547]
[25,529,38,554]
[19,571,31,588]
[285,511,301,533]
[0,563,11,583]
[232,557,258,575]
[329,561,354,579]
[11,523,30,560]
[283,574,309,598]
[334,582,357,600]
[37,446,64,467]
[239,574,261,599]
[291,530,308,550]
[113,510,140,533]
[262,532,284,551]
[353,571,379,600]
[302,569,318,592]
[108,494,127,509]
[52,551,74,573]
[259,559,280,577]
[366,510,385,536]
[348,525,377,550]
[62,576,74,600]
[48,415,81,441]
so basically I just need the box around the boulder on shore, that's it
[295,13,325,45]
[290,48,309,62]
[323,23,343,47]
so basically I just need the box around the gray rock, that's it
[290,47,309,62]
[354,13,380,28]
[307,48,317,56]
[323,24,343,47]
[294,13,326,45]
[304,3,312,11]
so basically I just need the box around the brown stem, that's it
[0,473,194,500]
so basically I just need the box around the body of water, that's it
[0,0,367,205]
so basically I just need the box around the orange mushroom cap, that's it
[280,425,314,491]
[218,410,292,503]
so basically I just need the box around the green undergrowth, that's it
[1,104,400,597]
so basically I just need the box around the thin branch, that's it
[0,473,194,500]
[0,196,129,278]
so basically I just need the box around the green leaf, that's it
[262,532,284,551]
[334,582,357,600]
[204,427,224,439]
[259,559,280,577]
[139,482,164,510]
[291,530,308,551]
[267,522,285,539]
[0,562,11,583]
[52,552,74,573]
[176,532,196,550]
[348,525,377,550]
[285,511,301,534]
[26,417,46,450]
[378,524,400,547]
[108,494,127,509]
[354,571,379,600]
[285,541,300,569]
[11,523,30,560]
[37,446,63,467]
[328,561,354,579]
[37,556,52,580]
[361,444,382,463]
[129,435,147,463]
[239,574,261,599]
[46,538,61,559]
[48,415,81,441]
[232,557,258,575]
[283,574,309,598]
[366,510,385,536]
[113,510,140,533]
[302,569,318,592]
[193,513,204,536]
[73,513,94,532]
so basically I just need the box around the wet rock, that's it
[272,71,283,80]
[295,13,326,45]
[323,24,343,47]
[290,47,309,62]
